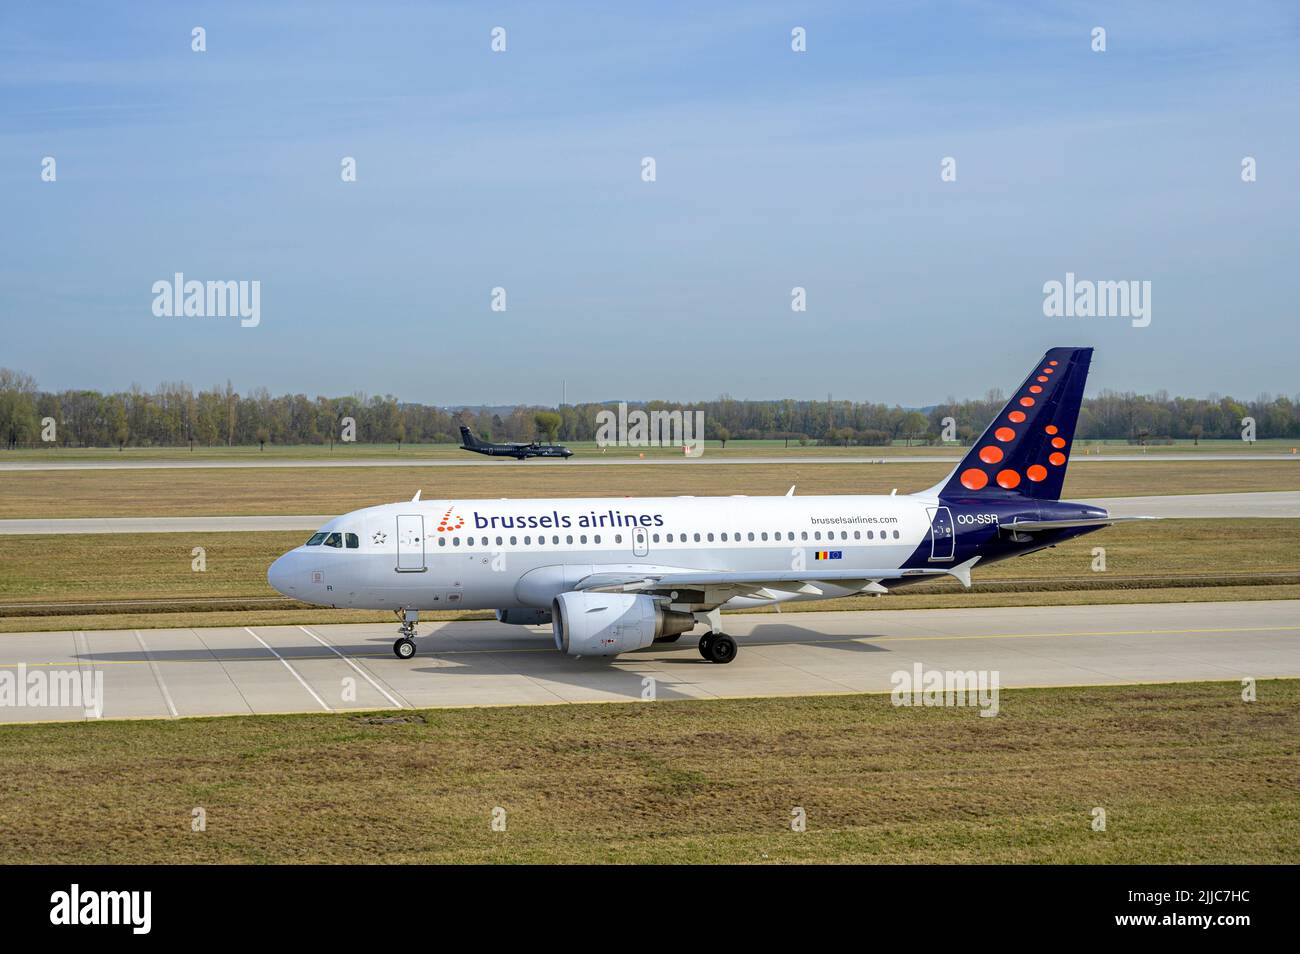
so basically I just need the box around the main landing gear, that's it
[698,632,737,664]
[693,608,737,664]
[393,608,419,659]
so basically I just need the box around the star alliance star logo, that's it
[372,531,387,544]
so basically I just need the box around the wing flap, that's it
[575,559,981,597]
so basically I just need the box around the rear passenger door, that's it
[926,506,955,562]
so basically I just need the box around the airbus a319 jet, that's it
[458,425,573,460]
[270,348,1147,663]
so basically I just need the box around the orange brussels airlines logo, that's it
[436,508,465,532]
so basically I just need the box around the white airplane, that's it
[268,348,1146,663]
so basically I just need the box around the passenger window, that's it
[566,535,573,544]
[747,532,755,541]
[666,533,674,543]
[707,533,714,542]
[345,533,359,549]
[893,530,900,539]
[438,537,447,546]
[594,535,601,544]
[801,532,808,541]
[552,535,559,544]
[453,537,461,546]
[324,532,343,548]
[854,531,860,540]
[580,535,588,544]
[510,536,517,545]
[496,536,503,546]
[524,536,531,545]
[652,534,660,543]
[306,533,326,546]
[615,534,622,544]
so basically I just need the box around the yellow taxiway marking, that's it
[0,624,1296,669]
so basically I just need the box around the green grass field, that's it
[3,459,1299,519]
[4,437,1298,462]
[1,681,1294,864]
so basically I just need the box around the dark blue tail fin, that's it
[459,425,481,448]
[932,347,1092,501]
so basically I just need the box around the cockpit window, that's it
[323,532,343,548]
[345,533,359,549]
[306,532,327,546]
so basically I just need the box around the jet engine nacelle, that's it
[495,608,553,626]
[551,592,695,656]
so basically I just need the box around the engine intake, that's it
[551,591,695,656]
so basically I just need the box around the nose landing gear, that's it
[393,608,419,659]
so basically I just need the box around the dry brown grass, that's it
[2,520,1297,631]
[0,680,1294,863]
[2,460,1299,519]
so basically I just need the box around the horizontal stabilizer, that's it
[1003,516,1156,533]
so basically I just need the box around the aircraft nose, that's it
[267,553,298,596]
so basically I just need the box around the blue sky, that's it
[2,1,1298,405]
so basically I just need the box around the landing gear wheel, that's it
[707,634,737,664]
[698,632,715,659]
[394,637,416,659]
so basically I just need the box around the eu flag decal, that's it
[814,550,843,560]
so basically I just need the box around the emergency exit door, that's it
[632,526,649,557]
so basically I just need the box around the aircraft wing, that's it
[1002,516,1156,532]
[575,558,981,602]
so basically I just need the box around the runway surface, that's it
[1,600,1296,723]
[1,453,1296,471]
[1,491,1295,534]
[1084,490,1300,518]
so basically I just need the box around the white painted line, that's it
[244,627,331,711]
[298,625,405,709]
[134,630,178,718]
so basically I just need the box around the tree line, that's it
[0,368,1296,449]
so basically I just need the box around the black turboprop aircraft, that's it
[459,425,574,460]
